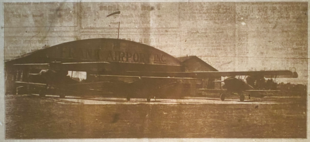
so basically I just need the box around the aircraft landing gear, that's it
[239,94,245,102]
[59,91,65,98]
[39,90,46,97]
[220,93,225,101]
[221,92,245,102]
[39,85,48,97]
[60,94,65,98]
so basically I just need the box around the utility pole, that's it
[107,11,121,39]
[118,21,120,39]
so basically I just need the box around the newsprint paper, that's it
[0,0,309,142]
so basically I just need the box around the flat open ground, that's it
[5,94,307,139]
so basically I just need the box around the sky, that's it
[3,2,308,84]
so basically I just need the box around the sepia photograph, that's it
[1,0,308,140]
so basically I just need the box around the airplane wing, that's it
[15,81,46,87]
[124,70,298,78]
[12,61,181,73]
[198,88,281,97]
[12,62,111,71]
[199,88,280,93]
[198,88,225,93]
[12,62,298,78]
[195,70,298,78]
[13,63,50,70]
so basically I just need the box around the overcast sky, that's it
[3,2,308,84]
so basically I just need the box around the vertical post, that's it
[118,21,120,39]
[24,67,30,95]
[107,11,121,39]
[13,69,17,95]
[118,12,121,39]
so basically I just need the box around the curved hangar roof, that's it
[7,38,182,72]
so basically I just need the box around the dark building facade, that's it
[5,38,219,98]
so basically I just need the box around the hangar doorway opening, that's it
[67,71,87,82]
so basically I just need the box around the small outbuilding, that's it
[177,56,221,95]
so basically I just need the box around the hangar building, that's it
[5,38,219,98]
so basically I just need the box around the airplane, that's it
[12,61,298,102]
[198,75,287,101]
